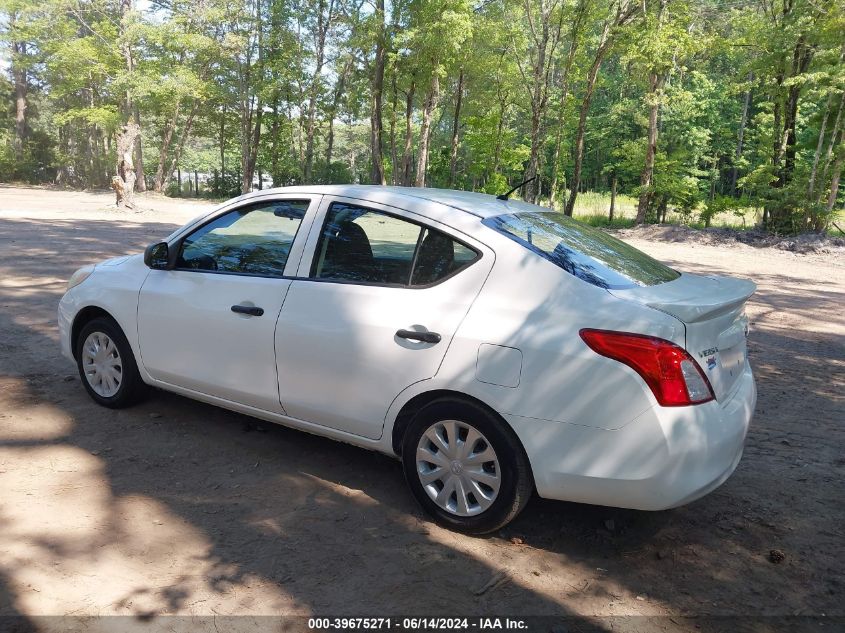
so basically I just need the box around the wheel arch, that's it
[70,306,118,360]
[390,389,518,457]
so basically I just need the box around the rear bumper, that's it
[508,362,756,510]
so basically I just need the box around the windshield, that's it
[482,212,680,289]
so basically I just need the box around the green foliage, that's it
[0,0,843,233]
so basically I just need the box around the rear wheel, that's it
[76,317,146,408]
[402,398,533,534]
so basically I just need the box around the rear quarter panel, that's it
[388,235,685,433]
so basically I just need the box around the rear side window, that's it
[311,202,480,287]
[482,212,679,289]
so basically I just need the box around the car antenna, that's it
[496,176,536,201]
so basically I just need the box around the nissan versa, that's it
[58,186,757,533]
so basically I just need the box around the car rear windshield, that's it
[482,212,680,289]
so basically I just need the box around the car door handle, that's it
[231,304,264,317]
[396,329,441,344]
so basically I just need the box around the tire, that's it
[75,316,147,408]
[402,397,534,535]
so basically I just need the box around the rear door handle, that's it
[396,329,441,344]
[231,304,264,317]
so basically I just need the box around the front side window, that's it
[483,212,680,289]
[311,202,479,286]
[178,200,308,277]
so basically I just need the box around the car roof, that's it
[240,185,545,220]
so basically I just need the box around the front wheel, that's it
[402,398,533,534]
[76,316,147,408]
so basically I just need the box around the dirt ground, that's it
[0,185,843,632]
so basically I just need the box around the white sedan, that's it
[59,186,756,533]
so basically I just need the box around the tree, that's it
[112,121,139,208]
[3,0,844,235]
[548,0,589,207]
[512,0,564,203]
[563,0,640,216]
[303,0,335,183]
[401,0,472,187]
[369,0,387,184]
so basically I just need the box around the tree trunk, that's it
[86,123,96,189]
[219,112,226,194]
[782,38,814,189]
[111,122,140,210]
[154,100,181,192]
[824,137,842,216]
[635,71,665,224]
[635,0,668,225]
[390,72,399,184]
[241,103,262,193]
[370,0,386,184]
[562,0,640,215]
[402,79,416,186]
[808,92,833,200]
[813,46,845,203]
[549,0,587,207]
[731,72,753,195]
[658,197,668,224]
[271,101,281,186]
[563,21,611,217]
[768,35,815,227]
[781,84,802,186]
[819,91,845,201]
[239,6,264,196]
[492,95,506,177]
[162,103,199,192]
[326,58,352,178]
[133,105,146,192]
[304,0,334,183]
[195,170,199,196]
[118,0,147,194]
[239,57,255,193]
[12,33,27,170]
[448,68,465,188]
[519,0,565,203]
[55,126,70,186]
[709,155,718,204]
[414,71,440,188]
[609,172,617,222]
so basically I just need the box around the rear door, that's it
[274,197,493,439]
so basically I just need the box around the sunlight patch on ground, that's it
[0,445,308,617]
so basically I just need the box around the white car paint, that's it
[59,185,757,512]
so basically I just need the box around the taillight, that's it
[579,329,715,407]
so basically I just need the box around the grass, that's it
[557,190,764,231]
[577,214,637,229]
[564,191,845,235]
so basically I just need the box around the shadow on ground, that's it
[0,216,842,632]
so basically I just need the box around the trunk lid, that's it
[610,273,755,401]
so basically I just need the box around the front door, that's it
[275,198,493,439]
[138,197,314,412]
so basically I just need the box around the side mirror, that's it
[144,242,170,270]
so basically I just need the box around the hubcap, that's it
[416,420,501,517]
[81,332,122,398]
